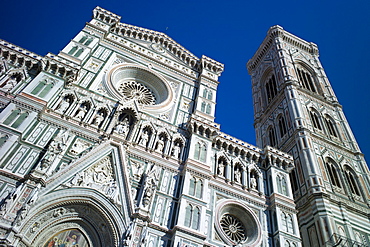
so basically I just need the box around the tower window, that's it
[268,127,277,147]
[265,74,278,103]
[309,109,322,130]
[297,67,316,93]
[344,166,360,196]
[324,116,338,137]
[325,160,342,188]
[278,115,287,137]
[203,88,213,100]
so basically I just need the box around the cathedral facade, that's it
[0,6,367,247]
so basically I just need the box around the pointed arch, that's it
[296,63,317,93]
[325,158,342,188]
[277,114,287,137]
[309,107,323,130]
[194,141,207,162]
[268,126,277,147]
[343,165,360,196]
[324,114,338,138]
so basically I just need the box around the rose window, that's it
[220,214,246,243]
[215,200,262,247]
[117,81,156,105]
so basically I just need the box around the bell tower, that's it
[248,26,370,246]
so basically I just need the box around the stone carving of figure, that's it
[115,118,130,136]
[14,203,30,226]
[1,77,17,91]
[57,98,70,113]
[93,112,104,127]
[0,197,11,216]
[106,179,119,203]
[234,168,241,183]
[40,129,70,171]
[132,161,144,178]
[70,139,90,156]
[172,142,181,159]
[156,136,165,153]
[142,182,156,207]
[75,104,88,120]
[141,165,158,208]
[250,174,257,189]
[218,161,225,176]
[139,130,149,147]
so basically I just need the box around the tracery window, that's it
[344,166,360,196]
[206,103,211,114]
[297,67,316,93]
[281,212,294,233]
[189,176,203,198]
[184,204,200,230]
[31,78,55,98]
[325,160,342,188]
[194,141,207,162]
[324,115,338,137]
[203,88,213,100]
[3,109,28,128]
[276,175,288,196]
[309,109,322,130]
[265,74,278,103]
[79,36,93,46]
[68,46,84,58]
[201,101,206,112]
[201,102,211,114]
[278,115,287,137]
[268,127,277,147]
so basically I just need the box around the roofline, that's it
[247,25,319,73]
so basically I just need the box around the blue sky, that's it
[1,0,369,163]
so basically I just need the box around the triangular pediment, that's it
[108,22,201,70]
[42,141,135,218]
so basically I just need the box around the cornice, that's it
[0,39,42,72]
[247,25,319,73]
[89,7,224,76]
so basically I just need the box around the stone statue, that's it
[115,117,130,136]
[93,112,104,127]
[251,174,257,189]
[1,77,17,91]
[139,130,149,147]
[57,98,70,113]
[234,168,241,183]
[218,161,225,176]
[75,104,88,120]
[156,136,165,153]
[172,142,181,158]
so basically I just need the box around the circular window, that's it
[105,64,173,113]
[117,81,156,105]
[215,199,262,247]
[220,214,246,243]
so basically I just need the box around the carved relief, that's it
[67,157,119,204]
